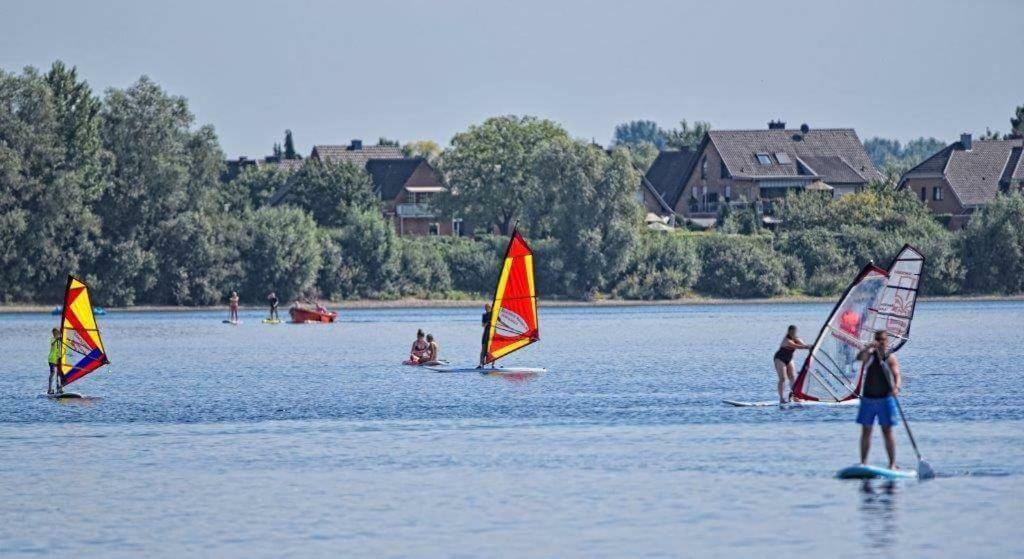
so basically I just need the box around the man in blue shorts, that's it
[855,331,901,469]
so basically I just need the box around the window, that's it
[700,157,708,180]
[775,152,791,164]
[452,218,463,237]
[724,185,731,200]
[920,187,927,202]
[429,223,440,236]
[756,153,772,165]
[933,186,943,201]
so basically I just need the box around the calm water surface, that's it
[1,302,1021,557]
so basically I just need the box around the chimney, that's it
[960,133,972,150]
[768,119,786,130]
[349,139,363,151]
[800,123,810,134]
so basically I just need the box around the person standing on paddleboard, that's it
[229,291,240,323]
[47,328,64,395]
[774,325,810,403]
[477,303,492,368]
[267,291,279,321]
[856,330,901,469]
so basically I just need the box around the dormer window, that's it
[775,152,791,164]
[756,153,772,165]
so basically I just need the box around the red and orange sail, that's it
[484,228,539,363]
[59,275,109,385]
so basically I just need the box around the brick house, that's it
[648,122,881,226]
[898,133,1024,229]
[262,139,457,236]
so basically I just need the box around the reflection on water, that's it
[859,480,899,549]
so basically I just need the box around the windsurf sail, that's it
[792,245,924,402]
[59,275,109,385]
[483,227,539,364]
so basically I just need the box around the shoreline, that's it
[2,294,1022,314]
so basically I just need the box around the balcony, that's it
[688,200,777,216]
[396,203,436,218]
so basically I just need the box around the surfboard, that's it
[403,359,449,366]
[47,392,82,399]
[723,399,859,408]
[836,464,918,480]
[262,319,281,324]
[426,366,547,375]
[222,320,242,325]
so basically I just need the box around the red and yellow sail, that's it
[59,275,109,385]
[484,228,539,363]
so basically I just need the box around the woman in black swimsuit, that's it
[774,325,810,403]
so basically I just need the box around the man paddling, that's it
[855,331,901,469]
[267,291,279,321]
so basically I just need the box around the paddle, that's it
[877,348,936,479]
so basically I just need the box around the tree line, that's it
[2,61,1024,306]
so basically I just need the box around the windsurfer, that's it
[267,291,279,321]
[774,325,810,403]
[477,303,492,368]
[229,291,240,322]
[409,330,430,364]
[856,331,901,469]
[47,328,64,395]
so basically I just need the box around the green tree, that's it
[436,115,570,235]
[233,164,293,209]
[377,137,399,147]
[244,206,321,302]
[663,119,710,150]
[326,209,401,298]
[402,139,442,163]
[614,231,699,299]
[151,211,246,304]
[534,140,643,297]
[279,160,378,227]
[696,235,786,298]
[612,120,666,149]
[961,193,1024,294]
[1011,104,1024,138]
[283,129,300,160]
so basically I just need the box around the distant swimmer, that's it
[267,291,279,321]
[229,291,240,323]
[856,330,901,469]
[477,303,492,368]
[409,329,430,364]
[47,328,64,395]
[774,325,810,403]
[426,333,439,363]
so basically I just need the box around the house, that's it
[655,122,882,225]
[642,148,699,226]
[898,133,1024,229]
[269,139,456,236]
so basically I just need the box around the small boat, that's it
[289,306,337,323]
[52,305,106,316]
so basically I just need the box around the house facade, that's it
[646,122,881,226]
[898,133,1024,229]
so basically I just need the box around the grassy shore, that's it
[2,294,1022,314]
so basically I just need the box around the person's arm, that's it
[888,355,901,395]
[856,342,877,362]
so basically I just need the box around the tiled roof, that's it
[644,148,699,208]
[708,128,882,184]
[903,138,1024,206]
[311,144,404,166]
[366,158,427,200]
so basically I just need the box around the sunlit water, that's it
[1,302,1021,558]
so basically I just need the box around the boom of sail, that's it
[483,227,540,364]
[59,275,110,385]
[791,245,924,402]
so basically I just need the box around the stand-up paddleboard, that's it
[403,359,449,366]
[723,399,859,408]
[222,319,242,325]
[47,392,83,399]
[427,365,547,375]
[836,464,918,480]
[262,318,281,324]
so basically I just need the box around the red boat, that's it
[289,306,338,323]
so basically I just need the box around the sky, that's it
[2,0,1021,158]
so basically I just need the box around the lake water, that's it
[1,302,1021,558]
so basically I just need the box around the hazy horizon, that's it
[2,0,1021,158]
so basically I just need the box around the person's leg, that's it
[860,424,873,465]
[48,364,55,394]
[881,426,897,469]
[774,359,787,403]
[785,362,797,400]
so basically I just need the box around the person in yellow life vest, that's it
[48,328,64,395]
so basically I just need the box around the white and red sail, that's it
[791,245,924,402]
[483,227,539,364]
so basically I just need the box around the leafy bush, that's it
[961,193,1024,293]
[695,234,786,298]
[614,231,700,299]
[243,206,321,303]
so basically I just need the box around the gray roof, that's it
[366,158,430,200]
[903,138,1024,206]
[708,128,882,184]
[311,144,404,166]
[644,148,699,208]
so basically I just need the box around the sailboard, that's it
[791,245,924,403]
[57,275,110,389]
[428,226,545,375]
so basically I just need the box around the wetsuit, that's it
[479,309,492,365]
[773,340,796,365]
